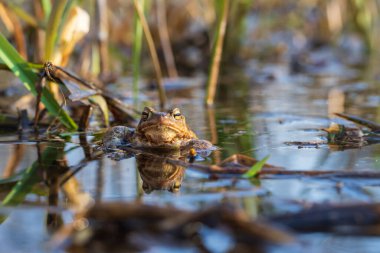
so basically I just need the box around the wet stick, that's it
[205,0,229,106]
[133,0,167,109]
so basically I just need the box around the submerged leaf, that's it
[242,155,270,178]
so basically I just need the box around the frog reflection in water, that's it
[103,106,213,152]
[136,152,185,193]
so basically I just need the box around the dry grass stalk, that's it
[205,0,229,106]
[133,0,167,109]
[156,0,178,78]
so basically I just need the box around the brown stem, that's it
[95,0,109,76]
[133,0,167,109]
[0,3,27,58]
[205,0,229,106]
[156,0,178,78]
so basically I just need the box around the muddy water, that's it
[0,59,379,252]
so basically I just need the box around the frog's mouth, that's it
[141,124,181,133]
[142,125,182,143]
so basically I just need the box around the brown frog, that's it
[103,107,214,152]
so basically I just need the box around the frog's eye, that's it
[172,108,181,120]
[174,113,181,120]
[141,107,154,120]
[141,111,150,120]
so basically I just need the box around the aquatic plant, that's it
[0,33,77,130]
[133,0,166,109]
[132,0,145,103]
[205,0,230,106]
[242,155,270,178]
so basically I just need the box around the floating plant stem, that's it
[205,0,229,106]
[133,0,167,109]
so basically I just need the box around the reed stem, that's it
[157,0,178,78]
[45,0,68,62]
[95,0,109,76]
[205,0,229,106]
[133,0,167,109]
[132,0,144,104]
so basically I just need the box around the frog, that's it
[102,106,214,153]
[323,113,380,149]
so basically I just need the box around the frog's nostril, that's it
[158,116,166,124]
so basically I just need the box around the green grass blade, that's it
[45,0,71,61]
[242,155,270,179]
[0,33,77,130]
[41,0,52,21]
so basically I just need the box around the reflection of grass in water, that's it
[0,142,65,223]
[212,69,255,160]
[374,148,380,169]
